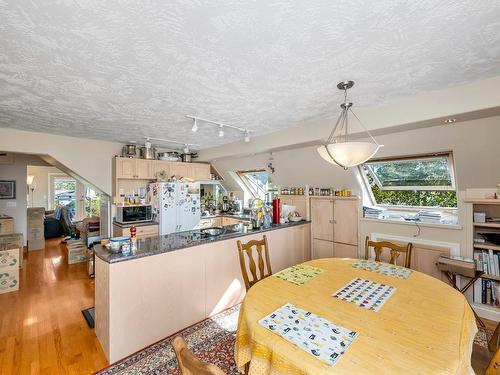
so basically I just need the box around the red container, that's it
[272,198,280,224]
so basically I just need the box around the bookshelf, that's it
[470,200,500,317]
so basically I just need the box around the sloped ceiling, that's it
[1,1,500,150]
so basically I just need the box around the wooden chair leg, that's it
[489,321,500,353]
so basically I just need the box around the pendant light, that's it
[317,81,382,169]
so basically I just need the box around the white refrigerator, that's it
[149,182,201,235]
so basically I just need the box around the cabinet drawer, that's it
[135,225,159,237]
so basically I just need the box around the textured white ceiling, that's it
[1,1,500,150]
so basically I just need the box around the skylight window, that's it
[236,170,277,202]
[360,152,457,208]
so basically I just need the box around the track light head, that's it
[244,130,250,143]
[218,125,224,138]
[191,118,198,132]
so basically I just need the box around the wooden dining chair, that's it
[237,235,272,291]
[365,236,413,269]
[486,347,500,375]
[172,335,226,375]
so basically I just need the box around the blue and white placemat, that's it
[352,259,412,279]
[332,277,396,311]
[259,303,358,366]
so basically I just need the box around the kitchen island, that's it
[94,221,311,362]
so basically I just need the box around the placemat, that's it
[259,303,358,366]
[273,264,324,285]
[332,277,396,311]
[352,259,412,279]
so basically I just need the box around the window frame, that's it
[236,169,268,200]
[359,151,458,210]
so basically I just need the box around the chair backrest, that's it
[365,236,413,268]
[172,336,226,375]
[237,235,272,291]
[486,346,500,375]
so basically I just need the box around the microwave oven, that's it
[116,205,152,224]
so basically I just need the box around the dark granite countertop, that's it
[95,220,310,264]
[200,213,251,220]
[112,220,159,228]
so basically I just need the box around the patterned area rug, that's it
[475,326,493,349]
[96,305,240,375]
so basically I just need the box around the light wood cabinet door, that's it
[170,162,189,178]
[312,239,334,259]
[311,199,334,241]
[190,163,210,180]
[333,200,358,245]
[116,158,136,178]
[135,159,153,179]
[153,161,171,179]
[332,242,358,259]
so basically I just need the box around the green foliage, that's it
[367,158,452,187]
[370,184,457,208]
[364,162,457,208]
[85,195,101,217]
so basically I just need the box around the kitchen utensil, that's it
[122,144,137,158]
[181,153,198,163]
[139,146,156,159]
[157,152,180,161]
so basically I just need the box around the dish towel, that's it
[332,278,396,311]
[259,303,358,366]
[273,264,324,285]
[352,259,412,279]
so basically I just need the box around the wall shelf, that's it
[464,199,500,205]
[473,222,500,229]
[473,242,500,251]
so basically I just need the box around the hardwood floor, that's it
[0,239,497,374]
[0,238,107,374]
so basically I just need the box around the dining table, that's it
[235,258,477,375]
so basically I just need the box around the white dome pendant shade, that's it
[317,81,382,169]
[317,142,381,168]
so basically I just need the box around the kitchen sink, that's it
[200,227,225,236]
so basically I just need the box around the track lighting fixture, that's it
[185,115,250,143]
[191,118,198,132]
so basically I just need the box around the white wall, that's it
[0,154,50,244]
[214,115,500,193]
[27,165,67,209]
[0,128,123,196]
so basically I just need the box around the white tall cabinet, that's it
[310,196,360,259]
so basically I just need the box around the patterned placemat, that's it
[352,259,412,279]
[273,264,324,285]
[259,303,358,366]
[332,278,396,311]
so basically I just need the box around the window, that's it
[84,186,100,218]
[360,152,457,208]
[236,170,277,202]
[52,176,77,219]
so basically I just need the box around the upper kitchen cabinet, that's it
[115,157,153,179]
[153,160,171,179]
[190,163,211,180]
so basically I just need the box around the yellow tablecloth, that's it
[235,258,477,375]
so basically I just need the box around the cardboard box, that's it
[0,248,20,270]
[27,208,45,251]
[0,233,23,268]
[0,267,19,294]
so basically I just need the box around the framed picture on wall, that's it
[0,180,16,199]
